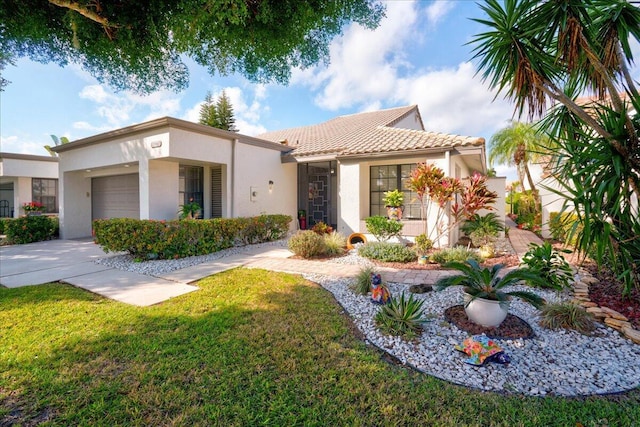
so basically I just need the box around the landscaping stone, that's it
[623,327,640,345]
[599,307,629,321]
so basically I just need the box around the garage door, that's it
[92,174,140,220]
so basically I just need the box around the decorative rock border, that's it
[571,268,640,345]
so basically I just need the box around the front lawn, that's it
[1,269,638,426]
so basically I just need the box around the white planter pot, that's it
[463,293,509,327]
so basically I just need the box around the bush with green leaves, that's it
[94,215,291,259]
[429,246,482,265]
[539,303,595,335]
[413,234,433,255]
[352,266,376,295]
[460,213,504,237]
[5,215,58,244]
[323,231,346,256]
[374,292,429,339]
[358,242,417,263]
[548,212,582,245]
[521,242,573,291]
[0,218,11,235]
[364,215,403,242]
[288,230,325,258]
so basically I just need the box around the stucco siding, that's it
[168,129,232,164]
[0,157,58,179]
[232,143,296,222]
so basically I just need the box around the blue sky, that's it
[1,0,638,182]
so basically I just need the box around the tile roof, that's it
[258,105,484,158]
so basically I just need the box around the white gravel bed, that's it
[94,240,640,396]
[94,239,290,276]
[309,273,640,397]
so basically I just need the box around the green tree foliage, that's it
[471,0,640,294]
[199,90,238,132]
[44,134,70,157]
[0,1,384,94]
[488,121,548,193]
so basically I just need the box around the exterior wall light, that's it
[268,180,274,191]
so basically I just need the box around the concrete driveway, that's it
[0,239,198,306]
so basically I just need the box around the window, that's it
[32,178,58,213]
[370,164,420,219]
[179,165,204,213]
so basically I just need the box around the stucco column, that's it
[139,157,150,219]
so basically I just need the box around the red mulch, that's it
[443,305,535,339]
[581,261,640,329]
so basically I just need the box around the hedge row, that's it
[93,215,292,260]
[2,216,59,244]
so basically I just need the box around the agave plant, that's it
[374,292,429,338]
[434,259,546,309]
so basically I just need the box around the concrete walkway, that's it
[0,225,544,307]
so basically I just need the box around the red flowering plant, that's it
[406,164,497,247]
[22,201,45,213]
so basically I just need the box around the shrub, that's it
[323,231,346,256]
[521,242,573,291]
[364,215,403,242]
[430,246,482,265]
[93,215,292,259]
[414,234,433,255]
[460,213,504,237]
[0,218,12,235]
[375,292,429,338]
[288,230,325,258]
[539,303,595,334]
[5,216,57,244]
[469,229,497,248]
[311,221,333,235]
[358,242,416,263]
[352,267,376,295]
[548,212,582,244]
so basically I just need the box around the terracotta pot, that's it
[463,292,509,327]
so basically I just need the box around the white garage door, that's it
[92,174,140,220]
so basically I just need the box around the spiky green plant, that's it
[539,303,595,335]
[434,259,546,309]
[351,266,376,295]
[374,292,429,339]
[521,242,574,291]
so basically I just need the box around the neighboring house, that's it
[0,153,59,218]
[51,105,497,244]
[259,105,501,246]
[52,118,296,239]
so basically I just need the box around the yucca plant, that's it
[434,259,546,309]
[351,267,376,295]
[521,242,573,291]
[539,303,595,335]
[374,292,429,339]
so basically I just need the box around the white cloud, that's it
[395,62,514,137]
[77,85,182,130]
[425,1,455,26]
[1,135,51,156]
[294,1,418,110]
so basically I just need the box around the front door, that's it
[298,162,337,228]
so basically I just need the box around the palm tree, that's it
[488,121,547,194]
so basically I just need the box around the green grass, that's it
[1,269,638,426]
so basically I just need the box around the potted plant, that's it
[382,189,404,220]
[414,234,432,264]
[178,198,201,219]
[22,201,45,216]
[434,259,546,327]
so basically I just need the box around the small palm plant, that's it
[521,242,573,291]
[434,259,546,309]
[375,292,429,339]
